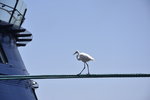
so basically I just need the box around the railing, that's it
[0,74,150,80]
[0,0,26,27]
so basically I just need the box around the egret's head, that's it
[73,50,79,55]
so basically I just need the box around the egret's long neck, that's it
[76,53,80,60]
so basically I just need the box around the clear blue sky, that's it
[20,0,150,100]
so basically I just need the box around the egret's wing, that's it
[79,53,94,61]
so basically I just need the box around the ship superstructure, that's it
[0,0,38,99]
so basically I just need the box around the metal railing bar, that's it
[0,74,150,80]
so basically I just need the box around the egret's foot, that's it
[77,73,81,76]
[86,73,91,76]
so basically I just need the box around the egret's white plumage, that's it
[73,50,94,75]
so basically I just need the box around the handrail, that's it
[0,7,18,21]
[0,2,14,9]
[0,1,25,26]
[0,2,23,18]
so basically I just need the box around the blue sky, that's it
[20,0,150,100]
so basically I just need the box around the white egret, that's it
[73,50,94,75]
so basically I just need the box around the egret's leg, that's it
[77,63,86,75]
[85,62,90,75]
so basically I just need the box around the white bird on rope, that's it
[73,50,94,75]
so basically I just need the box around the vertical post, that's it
[19,8,27,28]
[9,0,19,23]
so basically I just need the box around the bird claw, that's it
[86,73,90,76]
[77,73,91,76]
[77,73,81,76]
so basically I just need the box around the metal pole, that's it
[0,74,150,80]
[9,0,19,23]
[19,9,27,28]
